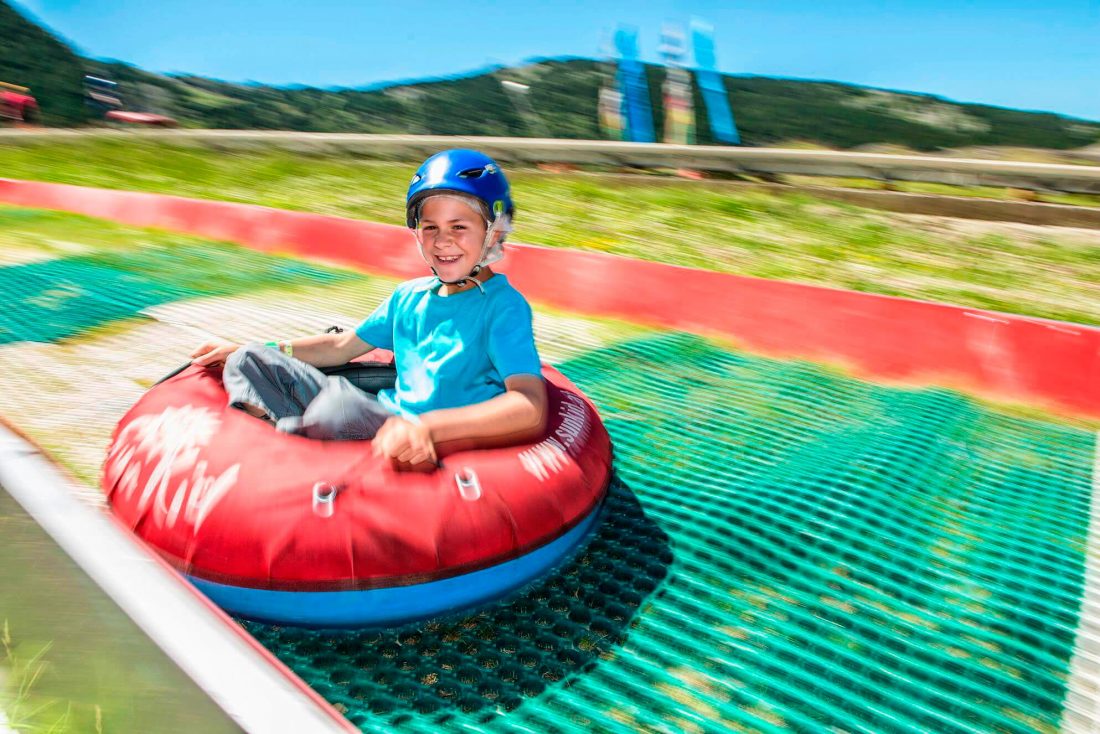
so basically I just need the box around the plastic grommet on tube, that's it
[312,482,339,518]
[455,468,482,501]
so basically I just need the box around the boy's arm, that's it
[284,331,375,368]
[419,375,548,450]
[190,331,373,368]
[372,376,547,472]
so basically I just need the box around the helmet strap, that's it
[414,226,498,294]
[430,264,485,293]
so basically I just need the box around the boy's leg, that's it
[279,376,393,440]
[222,343,327,420]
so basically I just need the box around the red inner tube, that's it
[103,362,613,592]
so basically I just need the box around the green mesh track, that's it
[249,333,1095,734]
[0,210,1095,732]
[0,244,355,344]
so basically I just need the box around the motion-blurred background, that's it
[2,2,1099,733]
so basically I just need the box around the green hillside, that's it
[86,57,1100,151]
[4,0,1100,150]
[713,75,1100,150]
[0,0,86,124]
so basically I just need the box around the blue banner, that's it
[691,20,740,145]
[614,27,655,143]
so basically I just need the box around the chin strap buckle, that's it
[431,265,487,294]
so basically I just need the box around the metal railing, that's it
[0,424,354,733]
[2,129,1100,194]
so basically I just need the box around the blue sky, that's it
[11,0,1100,121]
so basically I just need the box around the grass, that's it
[0,206,196,264]
[1,621,84,734]
[0,138,1097,327]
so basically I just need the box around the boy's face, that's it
[417,196,489,281]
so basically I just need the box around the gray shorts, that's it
[222,343,393,441]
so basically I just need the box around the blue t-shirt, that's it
[355,274,542,417]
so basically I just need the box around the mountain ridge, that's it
[3,0,1098,151]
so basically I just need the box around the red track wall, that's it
[1,178,1097,418]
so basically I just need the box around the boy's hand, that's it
[190,340,240,367]
[372,417,437,472]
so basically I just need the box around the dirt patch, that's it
[892,213,1100,249]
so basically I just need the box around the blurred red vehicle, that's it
[0,82,38,125]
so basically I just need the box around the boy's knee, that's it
[300,399,354,440]
[300,379,381,440]
[225,343,266,371]
[304,384,347,426]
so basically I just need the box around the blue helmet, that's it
[405,149,515,229]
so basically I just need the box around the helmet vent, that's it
[457,167,487,179]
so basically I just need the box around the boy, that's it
[190,149,548,471]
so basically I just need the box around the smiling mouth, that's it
[435,255,462,264]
